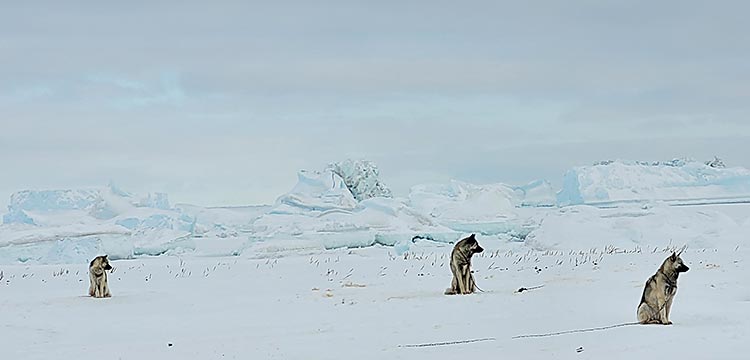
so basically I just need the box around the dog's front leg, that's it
[103,273,111,298]
[96,278,106,298]
[456,265,469,294]
[445,273,458,295]
[664,297,674,325]
[448,261,464,295]
[657,294,669,324]
[659,308,669,324]
[461,265,472,294]
[88,274,96,297]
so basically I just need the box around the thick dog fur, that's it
[89,255,113,298]
[445,234,484,295]
[637,251,689,325]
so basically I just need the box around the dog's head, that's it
[464,234,484,255]
[92,255,113,271]
[101,255,113,271]
[668,251,689,273]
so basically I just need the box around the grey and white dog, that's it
[89,255,113,298]
[637,251,689,324]
[445,234,484,295]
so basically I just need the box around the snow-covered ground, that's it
[1,242,747,359]
[1,158,749,358]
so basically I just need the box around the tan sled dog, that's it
[637,251,689,324]
[445,234,484,295]
[89,255,113,298]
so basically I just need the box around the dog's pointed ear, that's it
[469,234,476,240]
[670,252,677,260]
[103,255,108,259]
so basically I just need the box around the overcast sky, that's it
[1,1,749,207]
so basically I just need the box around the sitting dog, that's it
[637,251,689,324]
[89,255,113,298]
[445,234,484,295]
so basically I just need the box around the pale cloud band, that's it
[1,1,748,207]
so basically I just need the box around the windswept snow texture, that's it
[557,160,750,206]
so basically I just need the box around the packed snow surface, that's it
[1,244,747,359]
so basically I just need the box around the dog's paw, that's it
[665,321,673,325]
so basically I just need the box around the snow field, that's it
[1,243,747,359]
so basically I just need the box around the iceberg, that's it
[248,164,456,254]
[272,169,358,214]
[0,185,196,264]
[407,180,538,238]
[513,179,556,207]
[5,157,747,263]
[328,159,393,201]
[3,189,101,225]
[557,159,750,206]
[525,202,745,250]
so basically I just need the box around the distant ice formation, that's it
[557,159,750,206]
[2,157,749,263]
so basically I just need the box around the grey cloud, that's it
[1,1,749,207]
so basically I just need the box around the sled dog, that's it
[89,255,113,298]
[445,234,484,295]
[637,251,689,324]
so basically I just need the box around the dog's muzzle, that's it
[104,265,113,270]
[678,265,689,272]
[475,246,484,253]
